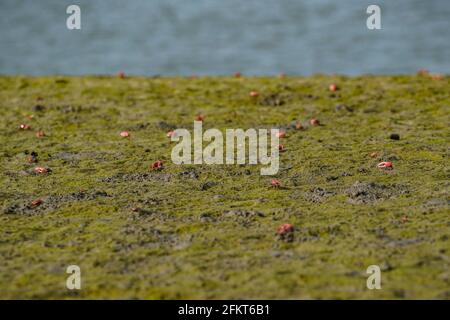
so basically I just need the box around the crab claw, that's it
[377,161,393,169]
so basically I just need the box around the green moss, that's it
[0,75,449,299]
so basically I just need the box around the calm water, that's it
[0,0,449,76]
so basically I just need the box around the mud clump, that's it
[100,172,173,183]
[221,210,265,226]
[157,121,177,131]
[335,104,354,112]
[199,181,217,191]
[222,210,265,219]
[32,104,46,112]
[303,187,336,203]
[120,225,192,251]
[346,181,408,204]
[3,190,110,215]
[259,93,290,106]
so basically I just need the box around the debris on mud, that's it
[303,187,336,203]
[2,190,110,215]
[346,181,408,204]
[258,93,288,106]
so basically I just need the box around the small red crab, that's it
[277,223,294,235]
[117,71,125,79]
[19,124,32,130]
[120,131,130,138]
[34,167,49,174]
[431,73,444,80]
[151,160,163,171]
[234,72,242,78]
[31,199,43,207]
[36,131,45,138]
[276,131,286,138]
[270,179,281,188]
[329,83,338,92]
[27,155,37,163]
[167,130,176,138]
[278,144,285,152]
[309,118,320,126]
[249,91,259,97]
[295,122,304,130]
[195,114,205,122]
[377,161,393,169]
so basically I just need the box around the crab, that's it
[377,161,393,169]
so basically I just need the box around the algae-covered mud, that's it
[0,75,448,299]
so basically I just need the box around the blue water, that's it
[0,0,449,75]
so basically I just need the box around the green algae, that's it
[0,75,449,299]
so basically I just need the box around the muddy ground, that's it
[0,75,449,299]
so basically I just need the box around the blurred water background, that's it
[0,0,449,76]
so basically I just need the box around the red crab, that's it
[27,156,37,163]
[377,161,393,169]
[295,122,304,130]
[329,83,338,92]
[34,167,50,174]
[277,223,294,235]
[195,114,205,122]
[167,130,176,138]
[276,131,286,138]
[120,131,130,138]
[36,131,45,138]
[151,160,163,171]
[19,124,32,130]
[249,91,259,97]
[31,199,43,207]
[431,73,444,80]
[278,144,286,152]
[309,118,320,126]
[270,179,281,188]
[117,71,125,79]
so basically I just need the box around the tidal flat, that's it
[0,74,448,299]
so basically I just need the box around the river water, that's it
[1,0,449,75]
